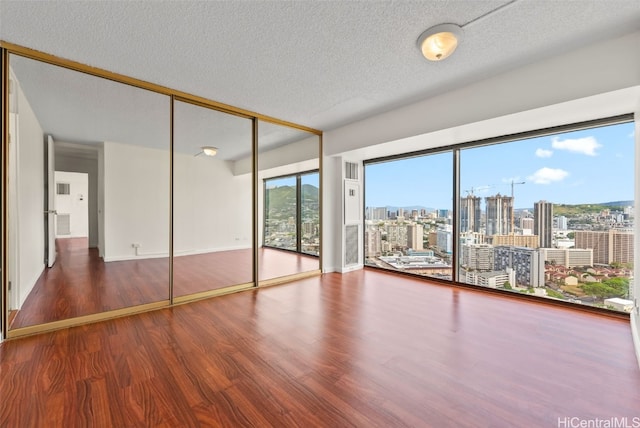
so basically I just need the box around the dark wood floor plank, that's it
[11,238,318,328]
[1,269,639,427]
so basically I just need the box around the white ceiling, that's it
[1,0,640,150]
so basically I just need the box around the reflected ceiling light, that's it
[417,23,464,61]
[195,146,218,157]
[202,146,218,156]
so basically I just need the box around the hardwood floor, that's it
[1,269,638,427]
[10,238,319,329]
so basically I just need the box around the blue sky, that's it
[365,121,635,210]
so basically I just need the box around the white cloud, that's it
[629,129,636,138]
[535,148,553,158]
[527,167,569,184]
[551,136,601,156]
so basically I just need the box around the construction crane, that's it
[463,185,494,196]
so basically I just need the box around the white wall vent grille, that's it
[345,224,359,265]
[56,214,71,235]
[57,183,70,195]
[345,162,358,180]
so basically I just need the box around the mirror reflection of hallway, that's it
[7,53,171,331]
[4,48,323,335]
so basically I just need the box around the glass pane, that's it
[7,54,170,329]
[257,121,320,282]
[365,152,453,281]
[173,101,253,297]
[264,176,297,251]
[459,122,635,312]
[301,172,320,256]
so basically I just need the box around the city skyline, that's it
[365,122,635,210]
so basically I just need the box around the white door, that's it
[8,112,19,310]
[45,135,57,267]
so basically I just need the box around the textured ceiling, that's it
[1,0,640,148]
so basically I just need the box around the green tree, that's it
[567,232,575,239]
[503,281,512,290]
[581,277,628,298]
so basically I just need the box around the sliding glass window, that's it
[459,121,635,311]
[263,171,319,256]
[364,118,635,313]
[364,152,453,281]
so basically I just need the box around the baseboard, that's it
[338,264,364,273]
[18,265,46,309]
[173,245,250,257]
[631,311,640,370]
[103,245,251,262]
[104,253,168,262]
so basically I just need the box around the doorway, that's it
[54,171,89,241]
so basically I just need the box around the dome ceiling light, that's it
[195,146,218,157]
[417,23,464,62]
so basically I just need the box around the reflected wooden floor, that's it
[10,238,318,329]
[1,269,638,426]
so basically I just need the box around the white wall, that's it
[54,171,89,238]
[102,141,252,261]
[12,76,45,309]
[103,141,170,261]
[174,152,252,255]
[55,151,99,247]
[234,135,319,176]
[324,32,640,157]
[321,156,343,273]
[98,145,105,258]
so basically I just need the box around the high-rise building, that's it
[386,224,408,249]
[367,207,387,221]
[556,215,568,230]
[437,225,453,254]
[534,200,553,248]
[540,248,593,268]
[428,231,438,248]
[574,229,634,265]
[460,195,482,233]
[485,194,513,236]
[521,217,534,233]
[461,244,494,271]
[407,224,424,251]
[494,246,545,287]
[365,226,382,258]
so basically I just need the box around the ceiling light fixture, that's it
[417,23,464,61]
[195,146,218,157]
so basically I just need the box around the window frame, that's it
[263,169,320,256]
[363,114,634,315]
